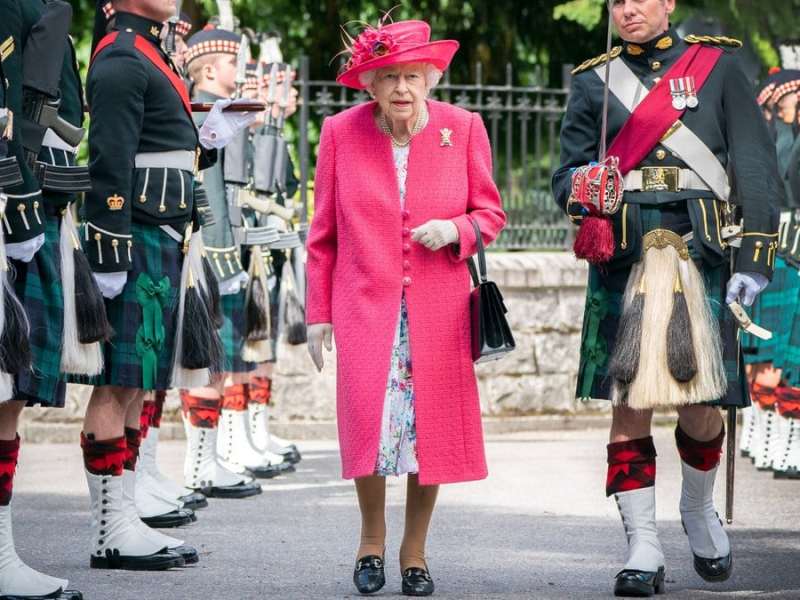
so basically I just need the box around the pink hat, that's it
[336,20,459,90]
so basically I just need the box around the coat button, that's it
[402,276,412,287]
[403,260,411,271]
[402,227,411,237]
[401,209,410,220]
[403,243,411,254]
[655,149,667,160]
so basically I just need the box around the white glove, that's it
[93,271,128,299]
[198,99,258,149]
[5,233,45,262]
[307,323,333,372]
[726,272,769,307]
[411,220,459,251]
[218,271,249,295]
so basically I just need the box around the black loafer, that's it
[0,589,84,600]
[693,553,732,582]
[141,508,194,528]
[89,548,185,571]
[200,481,262,499]
[613,567,665,597]
[402,567,434,596]
[179,491,208,510]
[353,555,385,595]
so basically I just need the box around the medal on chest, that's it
[669,76,699,110]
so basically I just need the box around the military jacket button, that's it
[651,60,662,71]
[656,149,667,160]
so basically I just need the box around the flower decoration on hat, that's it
[338,14,402,75]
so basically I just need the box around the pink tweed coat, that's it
[306,99,506,485]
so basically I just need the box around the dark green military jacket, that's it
[85,12,212,272]
[21,0,86,208]
[0,0,44,243]
[552,27,781,279]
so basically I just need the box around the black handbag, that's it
[467,219,516,363]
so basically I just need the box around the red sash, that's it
[91,32,192,119]
[607,44,723,175]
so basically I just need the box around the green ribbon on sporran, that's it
[134,273,170,389]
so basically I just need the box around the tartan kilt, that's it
[9,214,66,407]
[576,202,747,409]
[741,256,800,367]
[220,289,255,374]
[91,223,182,391]
[777,265,800,387]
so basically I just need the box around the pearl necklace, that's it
[379,105,429,147]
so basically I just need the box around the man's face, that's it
[611,0,675,44]
[210,54,238,97]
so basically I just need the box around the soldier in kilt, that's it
[742,69,800,476]
[0,1,96,597]
[179,26,276,492]
[553,1,780,596]
[78,0,253,570]
[242,58,303,468]
[740,69,800,470]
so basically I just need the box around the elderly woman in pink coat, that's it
[305,17,505,597]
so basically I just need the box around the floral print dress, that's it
[374,145,419,476]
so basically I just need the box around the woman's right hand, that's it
[307,323,333,372]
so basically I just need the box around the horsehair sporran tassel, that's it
[170,228,211,389]
[59,205,109,376]
[282,256,308,346]
[191,231,223,372]
[201,250,223,329]
[244,245,271,342]
[666,271,698,383]
[608,267,646,385]
[612,229,726,409]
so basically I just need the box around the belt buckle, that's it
[641,166,679,192]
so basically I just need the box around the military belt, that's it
[135,150,195,172]
[624,167,711,193]
[232,225,281,246]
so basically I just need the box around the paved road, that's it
[12,427,800,599]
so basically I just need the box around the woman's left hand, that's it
[411,219,459,251]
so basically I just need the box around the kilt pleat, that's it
[10,215,66,407]
[220,289,255,374]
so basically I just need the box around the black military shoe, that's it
[141,508,194,528]
[773,468,800,479]
[402,566,434,596]
[353,555,385,595]
[200,481,262,499]
[613,567,665,597]
[247,464,284,479]
[179,491,208,510]
[172,544,200,565]
[693,553,732,582]
[0,590,84,600]
[89,548,185,571]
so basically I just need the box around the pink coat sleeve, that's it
[450,112,506,262]
[305,118,337,324]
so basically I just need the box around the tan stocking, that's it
[400,474,439,570]
[355,475,387,560]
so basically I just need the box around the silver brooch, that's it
[439,128,453,147]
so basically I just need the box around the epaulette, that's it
[571,46,622,75]
[684,34,743,49]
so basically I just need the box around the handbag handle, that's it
[467,217,487,286]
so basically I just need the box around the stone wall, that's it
[22,252,608,434]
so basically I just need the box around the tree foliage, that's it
[69,0,800,88]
